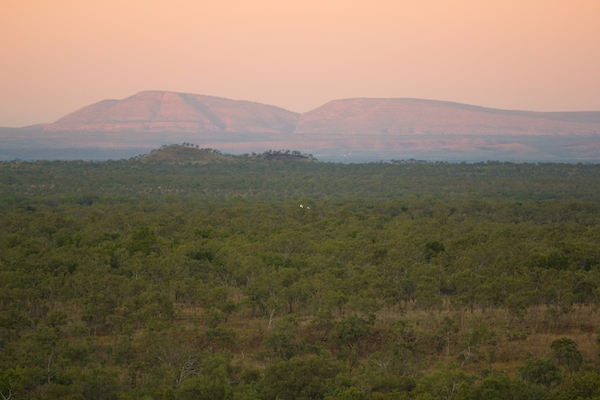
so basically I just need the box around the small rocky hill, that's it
[141,145,315,164]
[142,145,233,163]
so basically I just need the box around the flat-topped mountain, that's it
[37,92,600,137]
[44,91,299,133]
[295,98,600,136]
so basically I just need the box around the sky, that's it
[1,0,600,127]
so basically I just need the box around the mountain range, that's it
[2,91,600,162]
[40,90,600,136]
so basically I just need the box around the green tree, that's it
[262,315,302,361]
[412,364,474,400]
[475,373,548,400]
[176,358,232,400]
[457,323,495,371]
[436,317,459,356]
[335,315,374,350]
[556,371,600,400]
[259,356,345,400]
[126,226,159,255]
[551,338,583,374]
[81,293,116,336]
[74,367,119,400]
[415,275,442,311]
[0,368,23,400]
[516,358,562,389]
[450,269,483,314]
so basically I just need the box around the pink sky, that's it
[2,0,600,127]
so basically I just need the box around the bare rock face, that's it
[294,98,600,136]
[44,91,300,133]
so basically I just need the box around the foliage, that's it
[551,338,583,374]
[516,358,562,389]
[1,148,600,397]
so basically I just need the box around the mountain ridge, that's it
[3,91,600,163]
[31,91,600,137]
[44,90,299,134]
[295,97,600,136]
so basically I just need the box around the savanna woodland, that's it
[3,144,600,400]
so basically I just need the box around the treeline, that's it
[2,148,600,203]
[2,150,600,399]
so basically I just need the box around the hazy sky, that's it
[2,0,600,127]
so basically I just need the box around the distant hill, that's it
[141,144,315,164]
[294,98,600,136]
[141,145,234,163]
[43,91,299,134]
[35,91,600,137]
